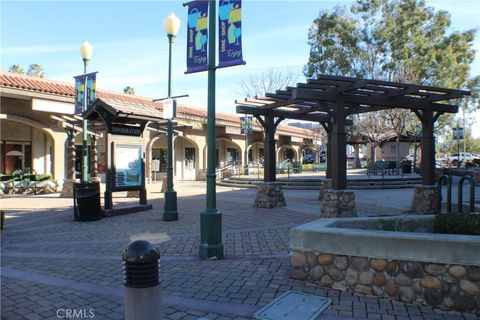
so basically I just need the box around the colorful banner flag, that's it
[74,72,97,114]
[240,116,253,134]
[185,0,209,74]
[218,0,245,68]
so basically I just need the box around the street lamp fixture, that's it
[163,13,180,221]
[80,41,93,183]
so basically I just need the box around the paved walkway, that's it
[1,183,478,320]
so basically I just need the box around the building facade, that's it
[0,72,314,185]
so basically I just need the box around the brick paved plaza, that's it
[1,183,478,320]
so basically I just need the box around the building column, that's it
[90,135,98,180]
[60,129,76,197]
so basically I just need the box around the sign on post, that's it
[74,72,98,114]
[185,0,209,74]
[453,127,464,140]
[163,99,174,119]
[240,116,253,134]
[218,0,246,68]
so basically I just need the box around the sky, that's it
[1,0,480,135]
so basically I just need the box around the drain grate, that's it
[253,291,332,320]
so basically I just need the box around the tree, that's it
[239,68,299,97]
[305,0,478,166]
[26,64,45,78]
[8,65,24,74]
[123,86,135,95]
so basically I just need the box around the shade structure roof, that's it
[236,74,471,121]
[84,97,166,123]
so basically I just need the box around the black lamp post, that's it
[163,13,181,221]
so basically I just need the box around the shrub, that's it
[433,213,480,236]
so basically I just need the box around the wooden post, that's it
[264,114,276,182]
[331,103,347,190]
[420,109,435,185]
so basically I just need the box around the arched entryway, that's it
[247,141,264,164]
[0,116,56,176]
[147,134,167,182]
[174,136,199,180]
[277,144,297,162]
[215,138,242,168]
[300,145,316,163]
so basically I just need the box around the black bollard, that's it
[122,240,161,320]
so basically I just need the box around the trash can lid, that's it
[122,240,160,263]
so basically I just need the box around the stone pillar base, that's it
[60,179,79,198]
[320,189,357,218]
[411,185,439,214]
[254,182,286,208]
[318,178,332,201]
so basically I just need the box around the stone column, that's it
[411,185,439,214]
[254,182,286,208]
[60,129,78,197]
[320,189,357,218]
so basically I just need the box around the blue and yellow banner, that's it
[185,0,209,74]
[74,72,97,114]
[218,0,245,68]
[240,116,253,134]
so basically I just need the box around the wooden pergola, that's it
[236,74,470,189]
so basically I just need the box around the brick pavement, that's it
[1,183,478,319]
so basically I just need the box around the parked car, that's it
[447,152,480,162]
[303,154,315,164]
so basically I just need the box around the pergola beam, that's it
[292,88,459,113]
[236,105,331,122]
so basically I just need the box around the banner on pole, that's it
[185,0,209,74]
[453,127,464,140]
[74,72,97,114]
[240,116,253,134]
[218,0,245,68]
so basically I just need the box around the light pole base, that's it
[199,209,224,259]
[163,190,178,221]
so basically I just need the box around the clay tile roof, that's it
[0,72,310,138]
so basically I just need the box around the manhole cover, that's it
[253,291,332,320]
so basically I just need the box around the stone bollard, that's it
[122,240,161,320]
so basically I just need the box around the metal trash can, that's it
[402,160,412,174]
[73,182,102,221]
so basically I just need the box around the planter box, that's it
[290,215,480,314]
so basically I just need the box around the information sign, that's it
[113,144,143,189]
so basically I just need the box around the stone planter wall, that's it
[291,250,480,314]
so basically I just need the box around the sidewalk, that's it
[1,183,478,319]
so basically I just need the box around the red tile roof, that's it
[0,72,310,137]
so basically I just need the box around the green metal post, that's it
[200,0,224,259]
[244,130,249,175]
[82,59,89,183]
[163,34,178,221]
